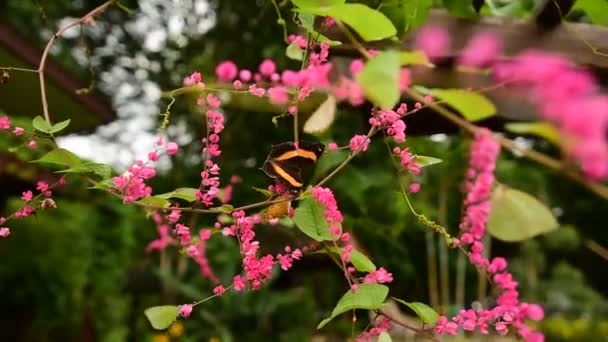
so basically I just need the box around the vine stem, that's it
[37,0,114,126]
[403,88,608,200]
[377,311,440,342]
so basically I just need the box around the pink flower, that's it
[213,285,226,296]
[178,304,193,318]
[233,80,242,89]
[399,68,411,92]
[0,115,10,129]
[13,127,24,136]
[36,181,49,192]
[495,322,508,335]
[458,32,502,68]
[0,227,10,237]
[268,86,289,105]
[28,140,37,149]
[166,142,179,155]
[414,25,451,61]
[349,135,370,152]
[288,105,297,115]
[184,72,202,86]
[281,70,300,87]
[409,183,421,193]
[525,304,544,321]
[363,267,394,284]
[148,151,159,161]
[323,16,335,27]
[350,59,364,74]
[216,60,238,82]
[328,142,338,151]
[248,85,266,97]
[239,69,252,82]
[259,59,276,76]
[233,275,246,291]
[21,190,33,202]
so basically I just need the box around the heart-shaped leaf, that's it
[487,185,558,242]
[357,50,400,109]
[304,94,336,134]
[293,197,333,241]
[144,305,178,330]
[393,298,439,325]
[429,89,496,121]
[297,4,397,42]
[318,284,389,329]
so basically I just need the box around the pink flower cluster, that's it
[458,32,503,68]
[0,115,29,140]
[369,106,407,143]
[414,25,451,62]
[112,140,168,203]
[146,210,219,283]
[228,211,272,290]
[362,267,393,284]
[311,186,394,290]
[196,92,225,206]
[356,317,391,342]
[459,129,500,246]
[436,129,544,341]
[0,115,10,129]
[0,179,59,238]
[494,50,608,179]
[349,134,370,153]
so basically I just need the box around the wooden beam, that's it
[328,9,608,70]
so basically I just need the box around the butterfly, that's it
[261,141,325,194]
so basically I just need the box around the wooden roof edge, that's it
[0,22,116,124]
[325,9,608,70]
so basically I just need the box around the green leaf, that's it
[212,204,234,214]
[144,305,178,330]
[378,331,392,342]
[317,283,389,329]
[379,0,432,35]
[488,185,559,242]
[297,4,397,42]
[155,187,199,202]
[293,197,333,241]
[303,94,336,134]
[32,148,82,167]
[400,50,432,66]
[137,196,171,208]
[49,119,71,134]
[252,186,273,197]
[505,122,561,146]
[57,162,112,178]
[32,116,52,133]
[572,0,608,25]
[357,50,400,109]
[429,89,496,121]
[414,155,443,168]
[393,298,439,325]
[443,0,477,19]
[298,13,343,45]
[324,246,377,272]
[286,43,304,61]
[291,0,344,8]
[89,178,114,191]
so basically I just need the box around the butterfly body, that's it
[262,141,325,194]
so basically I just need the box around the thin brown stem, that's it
[378,311,440,342]
[37,1,114,126]
[403,87,608,200]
